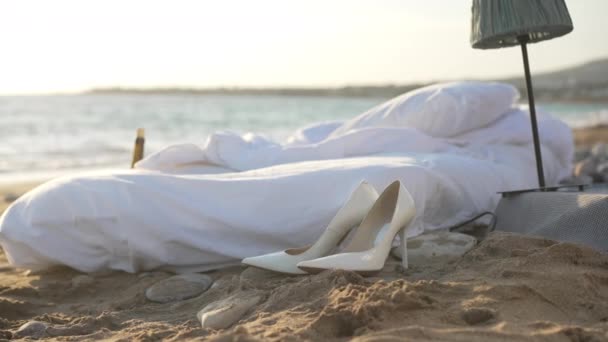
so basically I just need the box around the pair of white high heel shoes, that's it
[242,180,416,275]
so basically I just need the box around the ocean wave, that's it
[564,109,608,128]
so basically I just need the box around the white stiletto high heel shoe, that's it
[296,180,416,275]
[241,182,379,275]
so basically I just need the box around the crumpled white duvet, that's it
[0,95,573,273]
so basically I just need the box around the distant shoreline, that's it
[85,85,425,99]
[2,90,607,104]
[84,85,608,103]
[2,56,608,99]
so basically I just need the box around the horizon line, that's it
[1,56,606,97]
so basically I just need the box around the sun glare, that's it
[0,0,606,94]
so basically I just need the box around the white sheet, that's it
[135,107,572,180]
[0,100,573,273]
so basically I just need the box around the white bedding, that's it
[0,83,573,273]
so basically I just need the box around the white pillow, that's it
[331,81,520,138]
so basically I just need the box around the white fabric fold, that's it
[136,106,572,181]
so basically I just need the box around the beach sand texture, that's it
[1,126,608,341]
[1,231,607,341]
[573,125,608,148]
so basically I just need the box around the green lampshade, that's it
[471,0,573,49]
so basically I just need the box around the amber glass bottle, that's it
[131,128,145,168]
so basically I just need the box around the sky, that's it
[0,0,606,95]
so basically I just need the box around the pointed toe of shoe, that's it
[242,252,307,275]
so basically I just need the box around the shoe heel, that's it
[400,228,408,269]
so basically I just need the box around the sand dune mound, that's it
[1,232,607,341]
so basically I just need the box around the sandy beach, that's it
[2,0,608,338]
[1,126,608,341]
[1,232,607,341]
[573,125,608,148]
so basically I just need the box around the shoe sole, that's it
[298,266,381,277]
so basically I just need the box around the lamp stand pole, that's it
[518,35,546,188]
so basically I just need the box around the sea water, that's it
[1,94,607,182]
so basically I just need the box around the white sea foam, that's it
[564,110,608,128]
